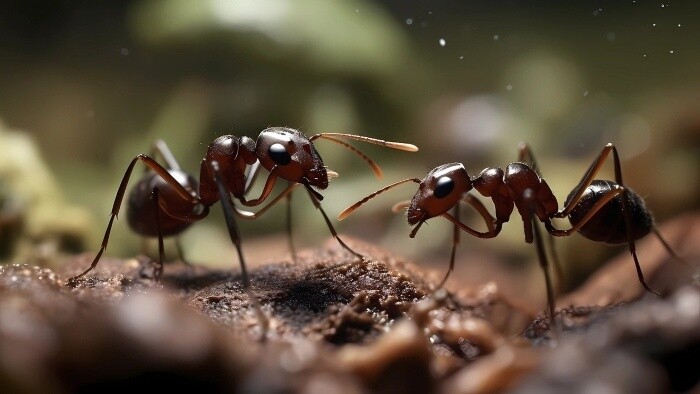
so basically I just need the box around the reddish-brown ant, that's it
[68,127,417,288]
[339,143,680,324]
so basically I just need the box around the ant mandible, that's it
[68,127,418,288]
[339,142,680,324]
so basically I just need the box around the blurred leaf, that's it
[130,0,408,77]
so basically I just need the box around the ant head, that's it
[256,127,328,189]
[407,163,472,225]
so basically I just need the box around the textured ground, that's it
[1,214,699,393]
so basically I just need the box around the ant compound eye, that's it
[268,143,292,165]
[433,176,454,198]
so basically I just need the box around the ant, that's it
[68,128,417,288]
[339,142,681,324]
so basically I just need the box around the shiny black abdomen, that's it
[566,180,652,245]
[126,170,203,237]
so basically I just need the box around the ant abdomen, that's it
[566,180,652,245]
[127,170,206,237]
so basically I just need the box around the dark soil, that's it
[1,214,699,393]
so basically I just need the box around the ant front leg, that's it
[244,161,262,195]
[238,170,278,207]
[242,163,297,260]
[439,194,501,239]
[437,194,499,289]
[286,189,297,262]
[438,203,461,289]
[303,184,363,259]
[235,182,300,262]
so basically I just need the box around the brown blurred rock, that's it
[559,212,700,307]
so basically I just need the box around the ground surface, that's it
[1,214,699,393]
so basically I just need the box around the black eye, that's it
[433,176,454,198]
[268,143,291,165]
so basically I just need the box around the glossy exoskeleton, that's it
[69,128,417,289]
[339,143,680,324]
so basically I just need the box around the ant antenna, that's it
[309,133,419,152]
[310,133,418,179]
[337,178,421,220]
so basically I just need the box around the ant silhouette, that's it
[339,143,681,324]
[68,127,417,289]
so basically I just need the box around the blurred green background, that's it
[1,1,698,297]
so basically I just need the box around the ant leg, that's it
[523,189,557,328]
[149,140,181,171]
[436,193,500,287]
[151,188,165,281]
[517,142,539,173]
[440,194,501,239]
[517,143,564,292]
[303,184,363,259]
[233,184,299,220]
[546,233,565,295]
[69,155,199,282]
[244,161,262,195]
[547,144,662,296]
[210,160,268,339]
[462,194,496,233]
[138,188,166,280]
[555,144,615,219]
[286,189,297,262]
[239,171,279,207]
[209,162,248,287]
[652,227,684,262]
[438,204,460,289]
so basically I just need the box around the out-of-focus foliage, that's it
[0,121,91,263]
[131,0,408,78]
[0,1,698,291]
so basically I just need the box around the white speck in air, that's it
[406,18,413,25]
[439,38,446,47]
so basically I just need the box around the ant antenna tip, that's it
[389,142,419,152]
